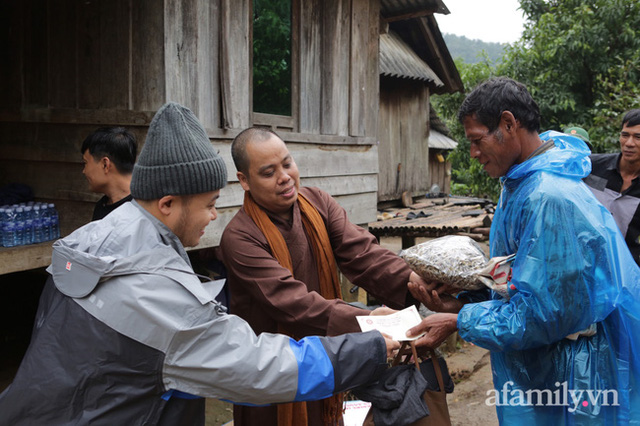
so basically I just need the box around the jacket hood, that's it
[49,239,198,299]
[47,203,222,303]
[503,130,592,182]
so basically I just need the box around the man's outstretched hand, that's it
[406,313,458,349]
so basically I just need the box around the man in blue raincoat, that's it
[407,77,640,425]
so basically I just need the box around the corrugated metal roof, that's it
[429,130,458,150]
[380,31,444,85]
[380,0,450,20]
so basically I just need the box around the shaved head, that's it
[231,127,282,174]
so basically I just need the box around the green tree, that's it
[503,0,640,151]
[435,0,640,201]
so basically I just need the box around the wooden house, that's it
[377,9,462,202]
[0,0,461,275]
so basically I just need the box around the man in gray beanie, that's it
[0,102,399,425]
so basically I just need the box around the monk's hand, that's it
[408,281,463,313]
[370,306,397,316]
[406,313,458,349]
[381,333,401,358]
[408,272,461,297]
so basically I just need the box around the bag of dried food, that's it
[399,235,488,291]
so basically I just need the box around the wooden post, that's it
[401,235,415,249]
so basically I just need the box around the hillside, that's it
[442,33,506,64]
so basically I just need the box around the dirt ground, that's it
[445,342,499,426]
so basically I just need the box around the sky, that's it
[435,0,526,44]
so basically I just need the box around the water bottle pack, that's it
[0,202,60,247]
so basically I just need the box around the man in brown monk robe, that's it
[220,127,428,426]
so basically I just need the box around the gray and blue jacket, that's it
[0,201,387,425]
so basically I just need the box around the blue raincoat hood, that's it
[504,130,592,182]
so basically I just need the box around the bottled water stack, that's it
[0,202,61,247]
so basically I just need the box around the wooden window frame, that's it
[250,0,299,133]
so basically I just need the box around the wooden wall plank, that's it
[196,0,221,130]
[131,0,165,111]
[401,84,428,194]
[299,0,322,134]
[48,0,77,108]
[0,109,155,126]
[320,0,350,136]
[220,0,250,129]
[365,1,380,137]
[0,242,56,276]
[23,0,48,107]
[76,0,134,109]
[377,79,401,199]
[77,0,102,109]
[20,0,48,107]
[164,0,198,110]
[349,0,372,137]
[444,161,451,194]
[98,0,131,109]
[336,192,378,224]
[377,78,430,201]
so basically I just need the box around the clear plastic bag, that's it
[400,235,488,290]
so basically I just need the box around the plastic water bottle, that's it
[32,205,43,244]
[40,205,52,242]
[0,208,6,247]
[48,203,60,239]
[14,207,25,246]
[3,207,18,247]
[3,221,17,247]
[23,205,34,245]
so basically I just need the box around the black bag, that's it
[363,342,452,426]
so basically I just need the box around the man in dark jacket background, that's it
[80,126,137,220]
[584,109,640,265]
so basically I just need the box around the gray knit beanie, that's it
[131,102,227,200]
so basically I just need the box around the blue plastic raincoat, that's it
[457,131,640,425]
